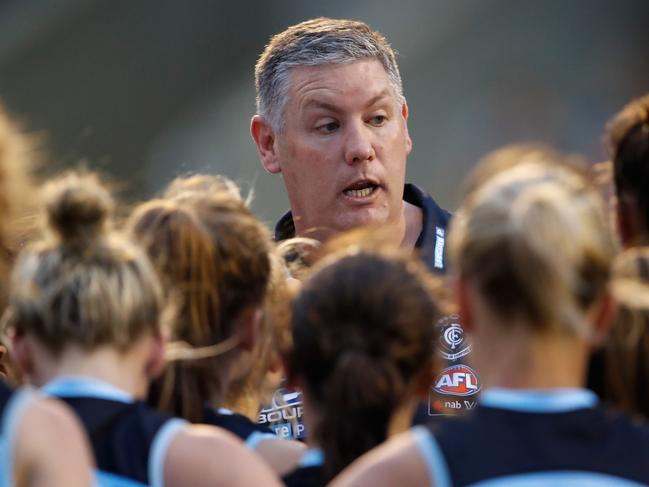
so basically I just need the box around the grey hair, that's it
[255,18,404,131]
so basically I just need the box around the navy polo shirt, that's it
[274,183,452,273]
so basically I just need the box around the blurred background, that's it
[0,0,647,225]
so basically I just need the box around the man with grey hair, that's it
[251,18,451,270]
[250,19,476,446]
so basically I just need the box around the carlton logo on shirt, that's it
[437,315,471,362]
[433,364,481,396]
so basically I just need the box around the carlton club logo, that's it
[433,364,481,396]
[437,315,471,361]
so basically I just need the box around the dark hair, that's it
[291,250,440,479]
[128,184,272,422]
[607,94,649,238]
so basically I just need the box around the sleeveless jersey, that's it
[43,377,185,487]
[282,449,325,487]
[0,382,36,487]
[413,388,649,486]
[203,406,277,448]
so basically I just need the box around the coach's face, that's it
[252,59,412,238]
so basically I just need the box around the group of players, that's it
[0,16,648,487]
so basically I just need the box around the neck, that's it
[294,201,422,249]
[471,321,588,390]
[32,343,151,399]
[387,397,417,437]
[400,200,423,249]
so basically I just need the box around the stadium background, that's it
[0,0,647,224]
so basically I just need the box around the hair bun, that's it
[43,171,113,243]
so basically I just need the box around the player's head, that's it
[606,93,649,247]
[6,172,165,381]
[450,162,616,339]
[128,176,272,422]
[289,247,441,479]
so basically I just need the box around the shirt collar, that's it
[480,387,598,413]
[41,376,134,404]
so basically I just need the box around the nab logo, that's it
[433,364,480,396]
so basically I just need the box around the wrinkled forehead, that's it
[284,59,401,110]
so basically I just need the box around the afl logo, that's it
[433,364,480,396]
[437,315,471,361]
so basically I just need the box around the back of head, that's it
[604,247,649,417]
[162,174,244,204]
[607,94,649,243]
[255,17,403,130]
[463,143,589,198]
[450,162,616,336]
[6,171,163,355]
[291,249,441,479]
[128,184,272,421]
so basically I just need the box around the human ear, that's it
[456,276,475,334]
[145,333,167,380]
[250,115,282,174]
[401,101,412,155]
[589,291,615,348]
[238,308,262,352]
[9,330,34,377]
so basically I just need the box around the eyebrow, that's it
[302,89,394,112]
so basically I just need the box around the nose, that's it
[343,122,375,165]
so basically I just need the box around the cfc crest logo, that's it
[433,364,480,396]
[437,315,471,361]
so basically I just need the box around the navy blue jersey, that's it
[282,449,325,487]
[203,406,276,447]
[0,382,36,487]
[274,183,451,274]
[414,388,649,486]
[272,184,464,439]
[43,377,185,487]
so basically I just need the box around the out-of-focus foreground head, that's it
[450,161,617,337]
[0,104,38,385]
[607,93,649,247]
[128,177,272,422]
[5,171,165,361]
[604,247,649,418]
[290,245,442,480]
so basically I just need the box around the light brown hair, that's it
[450,162,616,335]
[128,181,272,422]
[5,171,164,354]
[602,247,649,417]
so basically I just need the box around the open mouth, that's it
[343,180,380,199]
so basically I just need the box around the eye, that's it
[369,114,387,126]
[316,121,339,134]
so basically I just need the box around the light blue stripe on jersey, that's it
[411,425,451,487]
[0,388,35,487]
[245,430,280,449]
[149,418,186,487]
[480,388,598,413]
[469,471,647,487]
[42,376,134,403]
[299,449,324,468]
[96,469,148,487]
